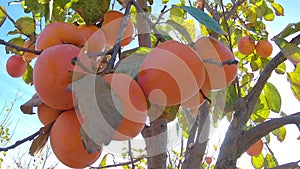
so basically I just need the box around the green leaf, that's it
[5,37,25,54]
[22,62,33,85]
[0,6,7,27]
[71,0,110,25]
[274,37,300,65]
[263,7,274,21]
[272,126,286,142]
[287,66,300,101]
[169,5,185,23]
[264,153,278,168]
[271,3,284,16]
[251,153,264,169]
[148,0,153,5]
[178,6,226,35]
[264,82,281,113]
[177,109,190,138]
[15,16,36,35]
[224,84,238,113]
[162,0,169,4]
[99,154,109,168]
[275,62,286,74]
[166,20,193,43]
[275,22,300,39]
[251,94,270,123]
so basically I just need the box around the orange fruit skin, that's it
[138,40,206,106]
[35,22,86,51]
[6,55,27,78]
[205,157,212,164]
[102,73,148,141]
[194,37,237,90]
[79,25,107,54]
[37,103,61,125]
[33,44,81,110]
[101,10,134,47]
[181,89,209,110]
[23,40,36,60]
[255,39,273,58]
[247,139,263,156]
[238,36,255,55]
[50,109,101,168]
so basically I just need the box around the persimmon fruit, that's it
[33,44,81,110]
[37,103,61,125]
[50,109,101,168]
[255,39,273,58]
[194,37,237,90]
[181,89,209,110]
[22,40,36,60]
[205,156,212,164]
[138,40,206,106]
[246,139,263,156]
[101,10,134,47]
[102,73,148,140]
[238,36,255,55]
[79,25,106,54]
[35,22,86,51]
[6,55,27,78]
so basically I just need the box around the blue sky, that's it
[0,0,299,168]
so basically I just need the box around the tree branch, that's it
[0,130,39,152]
[270,160,300,169]
[237,112,300,157]
[0,39,42,55]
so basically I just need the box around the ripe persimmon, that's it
[255,39,273,58]
[6,55,27,78]
[33,44,82,110]
[181,89,209,110]
[35,22,86,51]
[194,37,237,90]
[22,40,36,60]
[138,40,206,106]
[37,103,61,125]
[79,25,106,54]
[205,156,212,164]
[238,36,255,55]
[101,10,134,47]
[246,139,263,156]
[102,73,148,140]
[50,109,101,168]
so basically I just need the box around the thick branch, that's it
[270,160,300,169]
[0,130,39,152]
[237,112,300,157]
[224,0,246,20]
[0,39,42,55]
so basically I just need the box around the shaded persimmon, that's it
[79,25,106,54]
[238,36,255,55]
[6,55,27,78]
[33,44,82,110]
[35,22,86,51]
[50,109,101,168]
[101,10,134,47]
[194,37,237,90]
[138,40,206,106]
[37,103,61,125]
[247,139,263,156]
[181,89,209,110]
[102,73,148,140]
[255,39,273,58]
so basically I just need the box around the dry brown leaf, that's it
[20,93,42,115]
[29,122,53,156]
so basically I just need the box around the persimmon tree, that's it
[0,0,299,169]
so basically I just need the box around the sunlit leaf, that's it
[5,37,25,54]
[287,65,300,101]
[275,22,300,39]
[15,16,36,35]
[251,94,270,123]
[22,62,33,85]
[99,154,109,167]
[275,62,286,74]
[271,3,284,16]
[264,153,278,168]
[225,84,238,113]
[251,153,264,169]
[166,20,193,43]
[169,5,185,23]
[272,126,286,142]
[0,6,7,27]
[263,7,274,21]
[177,109,190,138]
[178,6,226,35]
[162,0,169,4]
[274,37,300,65]
[264,82,281,113]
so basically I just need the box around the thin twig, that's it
[0,130,39,152]
[128,140,135,169]
[0,39,42,55]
